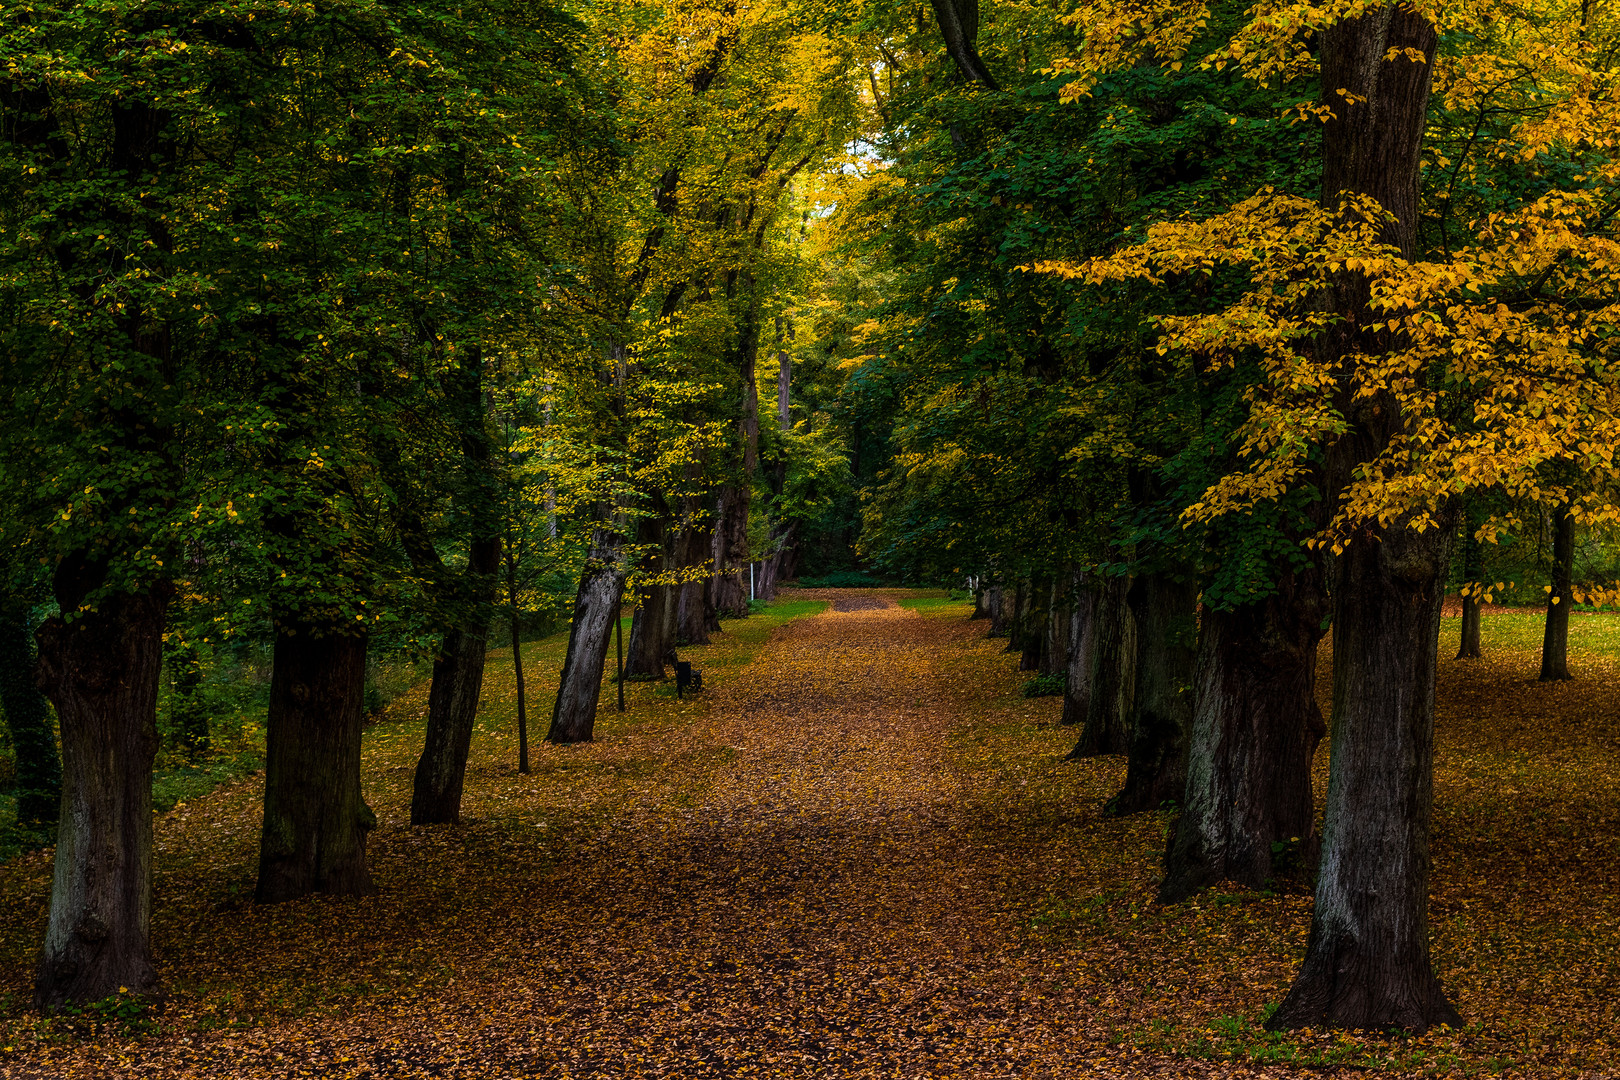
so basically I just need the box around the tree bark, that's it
[1005,579,1027,655]
[1540,506,1574,680]
[411,535,502,825]
[256,624,376,903]
[626,515,673,678]
[1069,574,1134,756]
[675,516,715,646]
[929,0,1001,90]
[1271,524,1458,1030]
[1162,569,1329,902]
[1,604,59,827]
[33,576,170,1011]
[1269,4,1462,1033]
[1106,573,1199,816]
[1020,576,1046,672]
[548,529,626,744]
[1457,520,1483,659]
[1061,570,1096,726]
[626,586,673,679]
[711,485,751,618]
[986,581,1009,637]
[1042,577,1070,677]
[511,612,529,776]
[970,582,992,621]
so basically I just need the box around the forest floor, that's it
[0,591,1617,1078]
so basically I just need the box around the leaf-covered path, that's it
[3,592,1617,1077]
[0,595,1233,1078]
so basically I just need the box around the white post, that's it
[750,562,756,602]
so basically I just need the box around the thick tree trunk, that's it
[986,581,1009,637]
[970,582,992,621]
[756,519,795,602]
[256,624,376,903]
[626,584,674,678]
[1540,506,1574,680]
[711,486,752,618]
[625,515,673,678]
[1106,573,1199,816]
[1069,574,1134,756]
[1,605,59,827]
[33,580,170,1011]
[1061,570,1096,726]
[1020,576,1046,672]
[411,535,502,825]
[675,518,715,646]
[1042,578,1070,677]
[1271,524,1459,1030]
[1005,579,1028,655]
[548,530,626,744]
[1162,570,1329,903]
[1269,4,1461,1034]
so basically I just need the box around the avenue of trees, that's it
[1,0,1616,1041]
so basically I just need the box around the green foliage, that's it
[1021,673,1066,698]
[795,570,887,588]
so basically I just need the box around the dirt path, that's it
[1,596,1362,1077]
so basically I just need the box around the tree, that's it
[1540,505,1576,680]
[1050,0,1620,1031]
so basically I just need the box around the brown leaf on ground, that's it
[0,594,1613,1078]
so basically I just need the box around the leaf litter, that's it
[0,593,1614,1077]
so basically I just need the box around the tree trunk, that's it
[505,540,531,774]
[1540,505,1574,680]
[1458,598,1482,659]
[1042,577,1070,677]
[675,518,715,646]
[1271,524,1459,1030]
[970,582,992,621]
[0,605,59,828]
[511,609,529,775]
[548,529,626,744]
[1020,576,1046,672]
[626,515,673,678]
[930,0,1001,90]
[1269,4,1461,1034]
[1061,570,1096,727]
[33,579,170,1011]
[1106,573,1198,816]
[1162,569,1329,903]
[411,535,502,825]
[1005,579,1027,655]
[986,581,1009,637]
[1069,574,1134,756]
[711,485,751,618]
[756,519,795,602]
[256,624,376,904]
[1456,517,1483,659]
[626,585,673,678]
